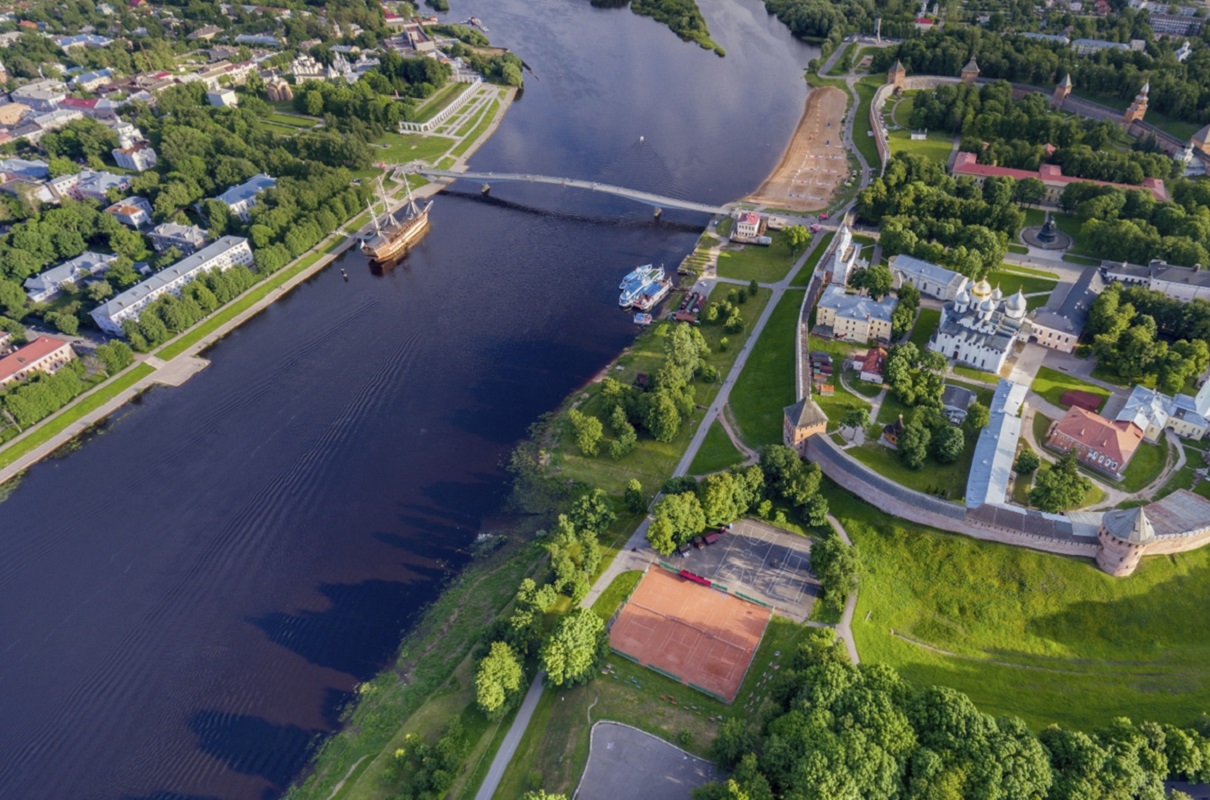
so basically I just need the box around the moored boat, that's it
[631,281,671,312]
[360,176,432,262]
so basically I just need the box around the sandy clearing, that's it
[746,86,850,212]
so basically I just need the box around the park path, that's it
[827,514,861,664]
[472,672,546,800]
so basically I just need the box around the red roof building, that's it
[0,336,76,389]
[60,97,99,110]
[1046,407,1144,480]
[952,151,1167,204]
[858,346,887,383]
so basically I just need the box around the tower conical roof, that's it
[1059,73,1072,88]
[963,56,979,72]
[1102,507,1155,545]
[892,58,905,72]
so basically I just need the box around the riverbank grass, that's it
[729,291,805,448]
[716,231,798,283]
[790,231,833,288]
[551,289,771,495]
[830,486,1210,731]
[688,421,747,475]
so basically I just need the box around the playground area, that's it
[609,567,770,703]
[674,518,818,622]
[745,86,850,212]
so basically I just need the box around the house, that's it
[1115,383,1209,441]
[54,33,112,49]
[857,346,887,383]
[206,89,238,108]
[188,24,223,40]
[71,68,114,91]
[24,252,119,303]
[888,254,969,301]
[71,171,131,202]
[815,284,897,343]
[148,222,210,254]
[1101,259,1210,303]
[0,336,76,388]
[112,142,158,172]
[965,379,1027,507]
[105,196,153,228]
[91,237,253,335]
[0,157,49,181]
[33,109,84,133]
[733,212,764,240]
[1047,406,1144,480]
[10,79,67,112]
[215,173,275,220]
[951,151,1167,205]
[930,279,1028,374]
[1029,265,1105,353]
[941,384,976,424]
[826,224,865,286]
[1071,38,1144,55]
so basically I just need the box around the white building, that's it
[1102,259,1210,303]
[826,224,864,286]
[291,53,326,80]
[206,89,239,108]
[888,254,969,301]
[1116,383,1210,441]
[965,379,1028,508]
[215,173,275,220]
[734,212,762,239]
[815,284,897,343]
[930,279,1028,375]
[10,79,67,112]
[105,196,154,228]
[149,222,210,254]
[112,142,158,172]
[24,251,118,303]
[91,237,253,335]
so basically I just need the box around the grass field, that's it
[729,291,805,448]
[887,127,953,166]
[0,363,156,471]
[952,365,998,385]
[451,98,500,159]
[688,421,747,475]
[830,486,1210,731]
[1119,439,1169,494]
[266,112,318,128]
[853,77,882,170]
[848,436,975,502]
[791,231,833,287]
[908,307,940,349]
[802,335,870,423]
[985,267,1058,299]
[1022,208,1093,255]
[495,608,808,798]
[372,130,455,167]
[716,231,799,283]
[998,263,1060,279]
[1030,366,1110,412]
[412,81,471,124]
[554,289,771,495]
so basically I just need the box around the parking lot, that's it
[671,518,818,623]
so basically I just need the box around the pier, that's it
[408,167,732,216]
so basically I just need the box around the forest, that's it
[856,153,1022,279]
[1062,178,1210,267]
[695,629,1210,800]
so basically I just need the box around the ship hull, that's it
[360,206,431,262]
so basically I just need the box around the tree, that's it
[475,641,524,720]
[929,425,964,465]
[1015,449,1040,475]
[840,406,870,431]
[896,419,929,469]
[651,491,706,547]
[892,281,920,339]
[812,534,858,611]
[1029,452,1091,512]
[784,224,811,255]
[567,408,603,456]
[850,264,895,300]
[1013,177,1046,206]
[0,279,26,319]
[625,478,646,514]
[522,793,569,800]
[540,608,608,687]
[43,311,78,336]
[646,515,678,555]
[964,401,990,431]
[643,392,682,443]
[713,717,760,770]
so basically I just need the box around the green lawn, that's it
[985,267,1058,299]
[887,127,953,166]
[847,423,978,503]
[555,290,771,495]
[997,262,1059,279]
[1022,208,1094,255]
[952,365,999,385]
[688,421,747,475]
[1007,243,1029,255]
[592,570,643,621]
[1119,439,1169,494]
[1030,366,1110,412]
[805,335,871,423]
[450,98,500,159]
[373,130,455,166]
[791,231,833,287]
[716,231,799,283]
[0,363,156,471]
[412,81,471,124]
[853,77,882,170]
[830,486,1210,731]
[266,112,318,128]
[908,307,939,349]
[729,291,804,449]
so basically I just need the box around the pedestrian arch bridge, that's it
[408,168,731,216]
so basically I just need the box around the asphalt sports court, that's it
[574,721,720,800]
[677,518,818,623]
[609,567,770,703]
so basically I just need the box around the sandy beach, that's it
[746,86,850,212]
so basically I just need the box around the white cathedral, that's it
[929,278,1028,375]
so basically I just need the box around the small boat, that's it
[631,281,671,312]
[619,265,667,308]
[633,313,653,326]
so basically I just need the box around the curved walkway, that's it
[826,514,861,665]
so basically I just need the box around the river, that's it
[0,2,816,798]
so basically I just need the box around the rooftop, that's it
[888,253,964,287]
[952,152,1168,202]
[1144,489,1210,536]
[1032,265,1105,334]
[94,237,248,320]
[818,284,896,324]
[1049,406,1144,466]
[0,336,72,383]
[216,173,275,207]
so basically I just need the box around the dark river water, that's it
[0,3,816,798]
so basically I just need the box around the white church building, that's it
[888,254,969,301]
[826,224,866,286]
[929,278,1028,375]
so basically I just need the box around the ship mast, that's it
[404,177,420,217]
[376,174,398,226]
[368,199,380,235]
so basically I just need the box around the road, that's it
[472,671,547,800]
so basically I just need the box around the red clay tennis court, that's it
[609,567,771,702]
